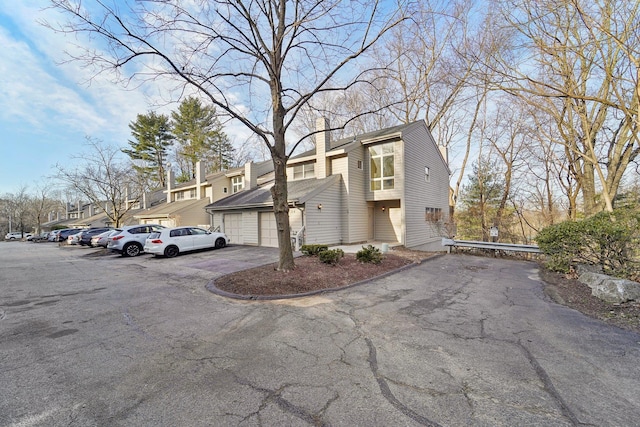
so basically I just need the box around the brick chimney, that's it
[315,117,331,179]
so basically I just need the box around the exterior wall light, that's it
[317,204,322,210]
[381,206,386,211]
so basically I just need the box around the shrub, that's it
[356,244,383,264]
[536,220,585,273]
[300,244,328,256]
[536,208,640,280]
[318,248,344,265]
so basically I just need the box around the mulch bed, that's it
[213,253,415,296]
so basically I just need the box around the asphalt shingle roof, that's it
[205,175,340,211]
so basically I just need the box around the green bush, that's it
[536,220,585,273]
[536,208,640,279]
[318,248,344,265]
[356,245,384,264]
[300,244,329,256]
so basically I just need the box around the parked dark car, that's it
[30,232,51,242]
[79,227,114,246]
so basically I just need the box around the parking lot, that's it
[1,241,640,426]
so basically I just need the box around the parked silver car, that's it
[91,230,118,248]
[107,224,166,257]
[144,226,228,258]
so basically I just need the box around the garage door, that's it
[159,219,175,227]
[225,214,243,245]
[259,212,278,247]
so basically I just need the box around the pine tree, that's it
[123,111,173,188]
[171,97,234,180]
[456,159,506,241]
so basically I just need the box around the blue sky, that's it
[0,1,142,194]
[0,1,256,195]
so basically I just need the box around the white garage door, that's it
[159,218,175,227]
[225,214,243,245]
[259,212,278,247]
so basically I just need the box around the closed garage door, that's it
[159,218,175,227]
[225,214,242,245]
[259,212,278,247]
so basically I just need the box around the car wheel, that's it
[214,238,227,249]
[123,242,142,257]
[164,245,179,258]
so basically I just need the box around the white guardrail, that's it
[442,238,541,254]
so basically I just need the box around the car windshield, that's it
[148,232,161,239]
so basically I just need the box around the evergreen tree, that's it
[123,111,173,188]
[171,97,234,181]
[456,158,506,241]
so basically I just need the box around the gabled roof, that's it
[205,175,340,211]
[289,120,426,161]
[134,198,211,219]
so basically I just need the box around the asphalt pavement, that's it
[1,242,639,426]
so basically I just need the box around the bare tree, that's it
[28,184,63,235]
[54,138,141,227]
[47,0,407,271]
[1,186,31,236]
[487,0,640,215]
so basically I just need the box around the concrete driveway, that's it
[1,243,639,426]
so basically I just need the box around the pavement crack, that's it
[234,375,332,426]
[518,340,583,426]
[365,338,443,427]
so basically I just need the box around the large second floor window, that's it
[232,176,244,193]
[370,142,394,190]
[292,163,315,180]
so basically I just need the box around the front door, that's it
[368,206,374,240]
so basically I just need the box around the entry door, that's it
[368,206,375,240]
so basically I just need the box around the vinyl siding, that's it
[175,208,209,227]
[374,200,401,242]
[209,178,231,201]
[341,150,369,244]
[402,124,450,248]
[304,178,342,245]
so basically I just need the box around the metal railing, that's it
[291,225,306,251]
[442,238,540,254]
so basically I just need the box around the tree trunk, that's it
[270,158,294,271]
[271,99,295,271]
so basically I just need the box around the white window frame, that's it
[292,163,315,180]
[231,176,244,193]
[369,142,395,191]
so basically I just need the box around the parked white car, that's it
[107,224,166,257]
[144,226,229,258]
[5,232,32,240]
